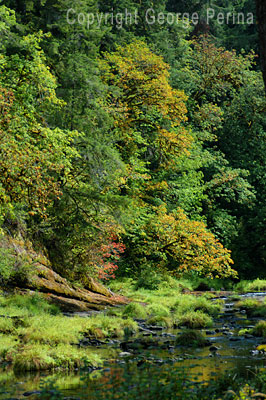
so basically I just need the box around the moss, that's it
[176,330,209,347]
[238,328,251,336]
[122,302,147,319]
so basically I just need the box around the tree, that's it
[0,8,78,217]
[256,0,266,90]
[100,40,236,278]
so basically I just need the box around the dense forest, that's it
[0,0,265,285]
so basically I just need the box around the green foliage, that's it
[175,310,213,329]
[146,304,170,318]
[2,293,60,316]
[146,315,173,328]
[122,303,148,319]
[135,264,161,290]
[251,321,266,337]
[235,279,266,293]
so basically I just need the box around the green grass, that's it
[251,321,266,337]
[111,279,221,330]
[175,310,213,329]
[146,304,170,317]
[236,298,266,317]
[122,302,148,319]
[13,343,102,371]
[173,295,223,316]
[146,315,173,328]
[0,293,138,372]
[0,334,19,360]
[0,292,60,315]
[0,316,16,333]
[85,314,138,338]
[235,279,266,293]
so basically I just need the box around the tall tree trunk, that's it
[256,0,266,90]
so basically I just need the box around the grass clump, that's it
[85,314,138,338]
[0,316,15,333]
[13,344,55,371]
[146,316,173,328]
[251,321,266,337]
[1,293,60,316]
[13,343,101,371]
[50,344,102,369]
[0,334,19,360]
[236,298,266,317]
[176,311,213,329]
[17,314,86,345]
[173,295,222,317]
[146,304,170,317]
[122,303,147,319]
[235,279,266,293]
[176,330,210,347]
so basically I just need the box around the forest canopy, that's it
[0,0,265,285]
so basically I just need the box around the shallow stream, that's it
[1,292,266,399]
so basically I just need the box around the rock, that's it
[209,345,220,352]
[146,325,164,331]
[229,337,242,341]
[119,352,132,357]
[23,391,41,397]
[245,334,254,339]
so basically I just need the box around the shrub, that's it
[135,264,161,290]
[236,279,266,293]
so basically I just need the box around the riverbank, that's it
[2,278,266,398]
